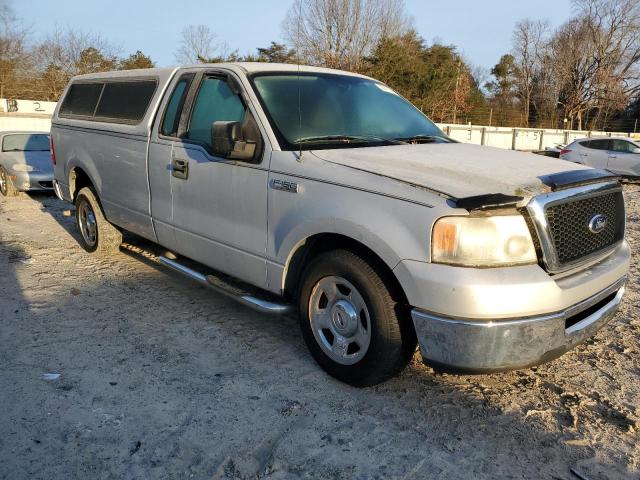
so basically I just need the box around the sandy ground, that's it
[0,189,639,480]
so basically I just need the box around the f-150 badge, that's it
[270,178,300,193]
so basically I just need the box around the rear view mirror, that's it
[211,120,257,161]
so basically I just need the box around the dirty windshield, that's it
[251,73,449,150]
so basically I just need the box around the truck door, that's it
[148,71,196,249]
[163,72,269,289]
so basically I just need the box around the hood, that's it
[0,151,52,173]
[311,143,591,200]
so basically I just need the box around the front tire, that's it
[298,250,416,387]
[75,187,122,255]
[0,167,18,197]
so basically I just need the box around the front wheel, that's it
[75,187,122,255]
[0,167,17,197]
[298,250,416,387]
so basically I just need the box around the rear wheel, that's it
[0,167,17,197]
[75,187,122,255]
[298,250,416,387]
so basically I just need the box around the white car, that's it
[560,136,640,177]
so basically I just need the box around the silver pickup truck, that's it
[51,63,630,386]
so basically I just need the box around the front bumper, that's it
[11,170,54,192]
[412,277,626,372]
[394,241,630,319]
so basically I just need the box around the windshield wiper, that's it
[396,134,452,144]
[294,135,406,146]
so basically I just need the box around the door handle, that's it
[171,158,189,180]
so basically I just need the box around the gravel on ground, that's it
[0,189,638,480]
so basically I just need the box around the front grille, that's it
[546,191,625,265]
[38,181,53,189]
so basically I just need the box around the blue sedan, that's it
[0,131,53,197]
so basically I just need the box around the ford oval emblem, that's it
[588,214,608,234]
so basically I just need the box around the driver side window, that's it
[186,77,245,148]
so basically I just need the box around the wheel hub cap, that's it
[79,201,97,246]
[308,276,372,365]
[331,300,358,336]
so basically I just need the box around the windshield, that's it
[251,73,448,150]
[2,134,50,152]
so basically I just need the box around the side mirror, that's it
[211,120,256,161]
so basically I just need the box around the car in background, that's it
[560,136,640,177]
[533,144,564,158]
[0,131,53,197]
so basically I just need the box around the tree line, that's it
[1,0,639,131]
[485,0,640,132]
[0,2,155,101]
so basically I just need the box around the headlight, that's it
[432,215,537,267]
[11,164,36,172]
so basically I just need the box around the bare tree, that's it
[31,28,119,100]
[0,0,31,99]
[471,64,490,95]
[511,19,549,126]
[531,49,562,128]
[282,0,412,70]
[578,0,640,127]
[174,24,228,64]
[548,0,640,129]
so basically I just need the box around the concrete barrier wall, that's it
[437,123,640,150]
[0,115,51,132]
[0,98,639,149]
[0,98,57,115]
[0,98,55,132]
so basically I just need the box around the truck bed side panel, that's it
[54,125,156,241]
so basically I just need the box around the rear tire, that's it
[75,187,122,255]
[298,249,416,387]
[0,167,18,197]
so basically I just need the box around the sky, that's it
[17,0,574,71]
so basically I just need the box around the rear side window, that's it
[586,139,610,150]
[94,81,157,122]
[59,79,157,124]
[60,83,104,117]
[161,74,193,137]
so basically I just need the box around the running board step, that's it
[157,255,295,316]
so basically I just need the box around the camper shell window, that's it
[59,83,103,117]
[59,79,158,124]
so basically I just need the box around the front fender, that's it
[266,174,444,293]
